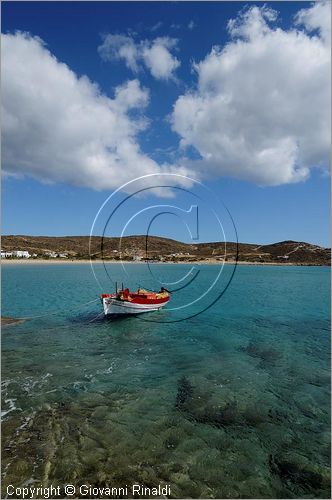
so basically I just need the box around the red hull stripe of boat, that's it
[130,296,169,305]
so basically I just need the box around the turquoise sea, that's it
[1,263,330,498]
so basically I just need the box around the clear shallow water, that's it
[1,263,330,498]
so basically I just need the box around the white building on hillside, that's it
[1,251,13,258]
[44,251,58,258]
[13,250,31,258]
[1,250,31,258]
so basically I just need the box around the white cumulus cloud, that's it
[295,0,331,43]
[98,34,180,81]
[171,1,331,186]
[98,34,139,72]
[1,32,185,191]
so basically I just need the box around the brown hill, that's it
[1,235,330,265]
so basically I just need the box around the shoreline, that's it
[1,259,329,267]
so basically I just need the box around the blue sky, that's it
[2,1,330,246]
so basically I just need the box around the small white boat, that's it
[100,284,171,316]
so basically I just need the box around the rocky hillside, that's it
[1,235,330,265]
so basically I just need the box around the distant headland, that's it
[1,235,330,266]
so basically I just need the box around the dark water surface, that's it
[2,263,330,498]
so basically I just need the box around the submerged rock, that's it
[195,401,237,428]
[242,342,282,366]
[174,378,267,429]
[243,406,268,426]
[1,316,25,327]
[176,387,242,429]
[175,376,193,410]
[269,453,330,494]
